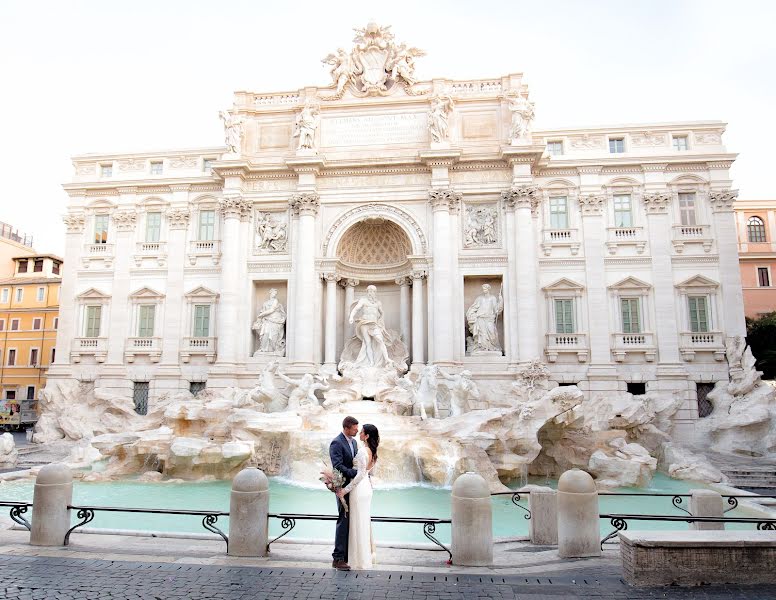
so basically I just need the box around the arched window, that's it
[747,216,767,243]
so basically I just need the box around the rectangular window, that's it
[688,296,709,333]
[85,305,102,337]
[17,259,28,273]
[7,349,16,366]
[15,288,23,302]
[679,193,697,226]
[546,141,563,156]
[33,259,43,272]
[53,317,59,330]
[138,305,156,337]
[198,210,215,241]
[620,298,641,333]
[190,381,206,396]
[52,262,60,275]
[1,288,8,303]
[554,299,575,334]
[94,214,109,244]
[145,212,162,242]
[549,197,569,229]
[673,136,689,151]
[5,391,15,400]
[150,161,163,175]
[29,348,39,366]
[32,318,42,330]
[100,164,113,177]
[203,159,214,172]
[51,348,56,362]
[133,382,149,415]
[758,267,771,287]
[37,287,45,302]
[609,138,625,153]
[26,386,35,400]
[613,194,633,227]
[0,320,4,331]
[193,304,211,337]
[10,319,19,331]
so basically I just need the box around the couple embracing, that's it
[329,416,380,571]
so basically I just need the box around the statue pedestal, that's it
[469,350,502,357]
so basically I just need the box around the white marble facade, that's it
[48,23,745,434]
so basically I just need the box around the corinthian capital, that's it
[643,192,671,214]
[62,213,85,233]
[167,209,191,229]
[428,188,462,212]
[709,189,738,212]
[577,194,605,216]
[290,192,321,216]
[112,210,137,231]
[218,196,252,220]
[501,184,540,213]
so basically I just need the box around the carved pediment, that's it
[608,276,651,292]
[542,277,585,292]
[129,286,165,300]
[184,285,220,301]
[675,275,719,292]
[76,287,111,300]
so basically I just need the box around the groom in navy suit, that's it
[330,415,359,571]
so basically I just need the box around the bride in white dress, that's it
[337,423,379,570]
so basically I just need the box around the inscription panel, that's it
[321,112,428,147]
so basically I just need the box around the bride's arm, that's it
[339,452,368,495]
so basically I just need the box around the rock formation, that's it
[0,432,17,468]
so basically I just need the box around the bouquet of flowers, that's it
[320,462,348,514]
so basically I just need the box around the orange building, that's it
[0,254,62,426]
[735,199,776,318]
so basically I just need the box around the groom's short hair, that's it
[342,416,359,428]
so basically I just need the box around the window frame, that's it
[33,259,43,273]
[757,266,772,287]
[548,196,569,229]
[0,288,8,303]
[0,319,4,331]
[546,141,563,156]
[678,192,698,226]
[687,295,711,333]
[149,161,163,175]
[193,303,212,337]
[26,385,35,401]
[29,347,39,367]
[137,304,156,338]
[7,348,17,366]
[145,211,163,242]
[198,209,216,241]
[32,317,42,331]
[612,194,633,227]
[100,163,113,178]
[10,318,20,331]
[84,305,103,338]
[608,137,625,154]
[620,297,642,334]
[94,213,110,244]
[672,135,689,151]
[17,259,28,274]
[15,288,23,303]
[747,216,767,243]
[36,286,45,302]
[553,298,575,334]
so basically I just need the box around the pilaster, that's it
[710,190,746,337]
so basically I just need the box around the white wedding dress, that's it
[341,444,375,569]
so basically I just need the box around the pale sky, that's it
[1,0,774,256]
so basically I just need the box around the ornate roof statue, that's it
[321,22,426,99]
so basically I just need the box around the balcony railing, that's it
[606,227,646,255]
[541,229,580,256]
[181,337,217,363]
[679,331,725,361]
[611,332,656,362]
[125,337,162,363]
[545,333,588,362]
[71,338,108,363]
[84,243,114,254]
[672,225,712,253]
[136,241,166,254]
[188,240,222,265]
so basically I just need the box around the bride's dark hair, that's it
[362,423,379,462]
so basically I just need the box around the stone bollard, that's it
[30,463,73,546]
[451,472,492,566]
[557,469,601,558]
[228,468,269,556]
[689,489,724,531]
[528,486,557,545]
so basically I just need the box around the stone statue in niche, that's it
[506,92,535,144]
[341,285,406,371]
[438,369,480,417]
[428,94,454,143]
[255,211,288,253]
[252,289,286,356]
[276,371,329,410]
[219,110,244,155]
[293,101,320,151]
[466,283,504,354]
[463,205,498,247]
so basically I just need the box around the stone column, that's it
[557,469,601,558]
[397,277,411,351]
[290,193,320,367]
[429,189,461,365]
[411,271,426,367]
[30,464,73,546]
[323,272,340,371]
[228,468,269,556]
[342,279,359,343]
[502,185,540,361]
[689,489,724,531]
[451,472,493,566]
[51,211,86,368]
[158,196,191,387]
[503,206,519,363]
[709,190,747,337]
[215,196,250,368]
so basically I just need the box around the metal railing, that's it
[490,492,531,519]
[0,501,32,530]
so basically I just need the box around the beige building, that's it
[0,221,35,278]
[734,199,776,318]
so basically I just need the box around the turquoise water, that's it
[0,473,759,544]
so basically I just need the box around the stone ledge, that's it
[620,531,776,547]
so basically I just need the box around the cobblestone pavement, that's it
[1,555,775,599]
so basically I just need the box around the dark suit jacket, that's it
[330,432,358,486]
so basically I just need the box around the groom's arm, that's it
[330,440,357,480]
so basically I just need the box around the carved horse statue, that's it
[414,365,440,419]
